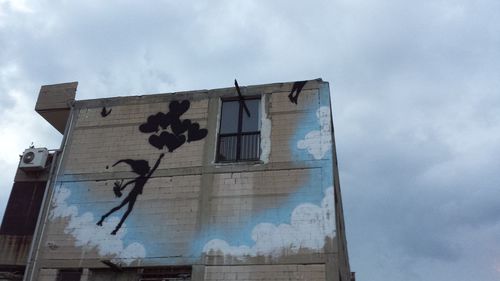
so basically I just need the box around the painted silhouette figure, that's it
[97,153,164,235]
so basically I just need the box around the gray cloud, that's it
[1,0,500,280]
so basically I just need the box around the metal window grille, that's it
[217,132,260,161]
[139,266,191,281]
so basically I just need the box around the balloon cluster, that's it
[139,100,208,151]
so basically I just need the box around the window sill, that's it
[213,160,264,167]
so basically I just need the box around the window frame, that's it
[57,269,82,281]
[216,95,261,163]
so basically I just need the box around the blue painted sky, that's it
[1,1,500,280]
[59,106,332,259]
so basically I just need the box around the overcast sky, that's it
[1,0,499,280]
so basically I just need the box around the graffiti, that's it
[97,154,164,234]
[139,100,208,151]
[96,100,208,235]
[49,85,338,263]
[101,106,112,117]
[51,186,146,264]
[288,81,307,104]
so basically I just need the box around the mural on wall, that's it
[101,106,112,117]
[202,100,335,259]
[50,185,146,265]
[139,100,208,151]
[203,186,335,258]
[95,100,207,235]
[288,80,308,104]
[51,99,209,263]
[50,86,336,264]
[297,106,332,160]
[97,153,164,235]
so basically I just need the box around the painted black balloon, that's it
[148,134,165,150]
[140,99,208,150]
[149,131,186,152]
[187,123,208,142]
[170,118,190,135]
[139,113,163,133]
[164,132,186,152]
[169,100,190,116]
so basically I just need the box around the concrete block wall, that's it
[269,90,320,163]
[38,269,58,281]
[207,169,321,241]
[205,264,326,281]
[33,79,349,280]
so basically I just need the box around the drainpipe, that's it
[23,102,76,281]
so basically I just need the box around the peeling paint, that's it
[260,96,271,163]
[297,106,332,160]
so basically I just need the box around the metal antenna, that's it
[234,79,251,117]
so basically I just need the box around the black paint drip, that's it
[288,81,308,104]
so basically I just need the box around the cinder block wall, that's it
[35,80,348,280]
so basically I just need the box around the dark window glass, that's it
[217,97,261,162]
[241,99,260,132]
[219,101,239,134]
[57,269,82,281]
[140,266,192,280]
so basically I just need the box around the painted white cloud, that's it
[297,106,332,160]
[50,187,146,265]
[203,186,335,258]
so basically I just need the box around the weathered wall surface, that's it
[0,174,49,268]
[38,80,339,279]
[0,235,32,266]
[204,264,326,281]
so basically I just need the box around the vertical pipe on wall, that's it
[23,102,77,281]
[22,150,59,281]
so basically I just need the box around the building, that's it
[0,79,352,281]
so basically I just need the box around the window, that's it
[139,266,192,281]
[217,97,260,162]
[57,269,82,281]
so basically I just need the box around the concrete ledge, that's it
[36,82,77,134]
